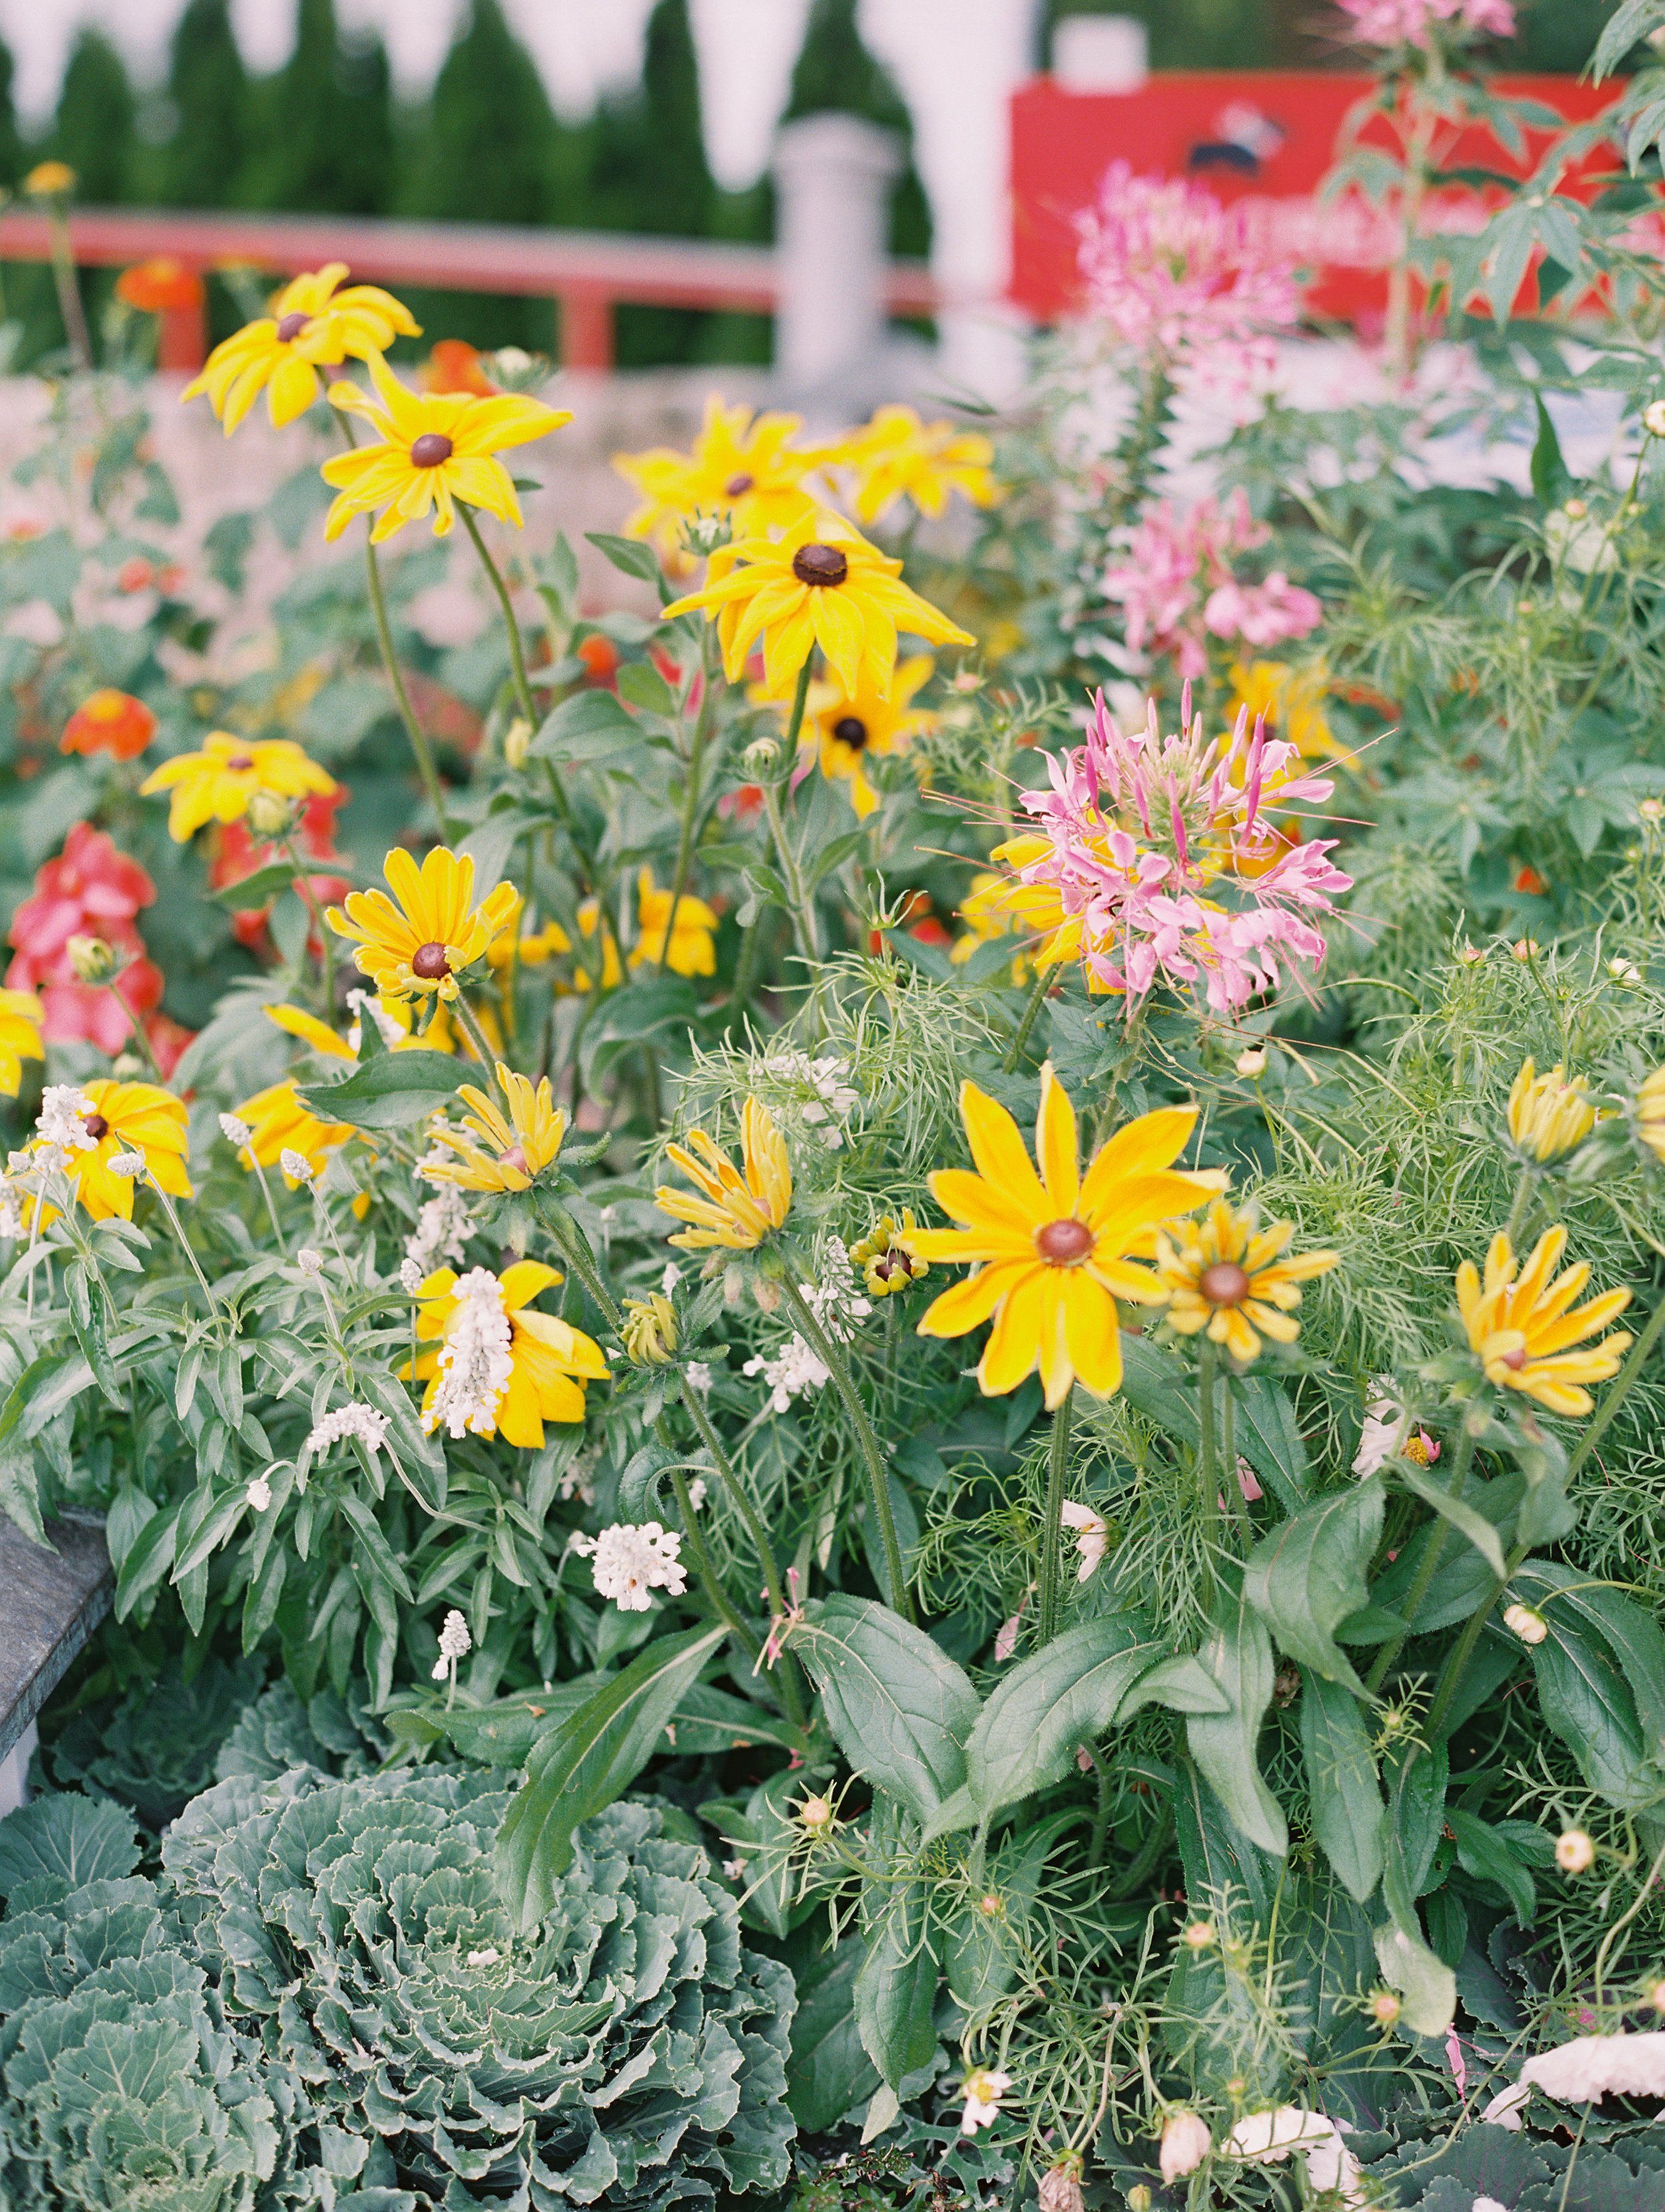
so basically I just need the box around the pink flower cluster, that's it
[1007,687,1351,1015]
[1337,0,1514,48]
[1075,160,1301,377]
[7,823,166,1059]
[1102,492,1322,677]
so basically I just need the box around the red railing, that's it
[0,205,942,372]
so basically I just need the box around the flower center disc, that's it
[82,1113,109,1142]
[274,311,311,344]
[1199,1261,1252,1307]
[792,542,848,588]
[1037,1218,1094,1265]
[1501,1344,1528,1371]
[226,754,254,771]
[410,432,454,469]
[724,472,755,497]
[412,941,452,980]
[833,715,868,750]
[498,1143,531,1176]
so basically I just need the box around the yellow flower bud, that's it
[504,717,532,770]
[245,787,301,839]
[1507,1058,1595,1166]
[66,934,119,985]
[24,161,75,198]
[621,1292,677,1367]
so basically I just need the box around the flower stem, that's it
[460,504,539,728]
[1002,964,1051,1074]
[363,534,454,841]
[1566,1290,1665,1483]
[450,994,508,1106]
[654,1438,766,1669]
[780,1274,914,1622]
[145,1174,220,1320]
[109,975,165,1082]
[282,834,336,1008]
[248,1152,288,1258]
[1425,1533,1527,1743]
[45,204,92,370]
[1197,1341,1219,1606]
[1504,1165,1538,1249]
[760,659,820,974]
[658,629,714,976]
[1366,1421,1476,1694]
[1037,1381,1076,1646]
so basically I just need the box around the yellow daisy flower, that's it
[1154,1197,1337,1364]
[180,262,420,436]
[140,731,336,845]
[321,353,571,545]
[1456,1226,1632,1417]
[1637,1066,1665,1162]
[424,1064,565,1194]
[801,653,936,819]
[404,1260,607,1447]
[663,507,974,703]
[265,996,432,1060]
[485,889,570,971]
[232,1079,355,1186]
[837,404,1000,525]
[656,1098,792,1252]
[0,990,44,1098]
[629,867,717,977]
[1227,659,1336,760]
[912,1064,1223,1408]
[1508,1057,1596,1165]
[23,162,75,199]
[848,1210,930,1298]
[326,847,518,1004]
[54,1080,191,1224]
[614,395,817,552]
[573,897,622,994]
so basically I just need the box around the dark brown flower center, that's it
[1199,1261,1252,1307]
[1501,1344,1528,1371]
[1037,1218,1094,1265]
[873,1248,908,1281]
[82,1113,109,1142]
[412,941,452,980]
[833,715,868,750]
[793,542,848,588]
[724,472,755,497]
[226,753,254,771]
[498,1143,531,1176]
[410,432,454,469]
[275,310,311,344]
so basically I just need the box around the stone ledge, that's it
[0,1514,111,1764]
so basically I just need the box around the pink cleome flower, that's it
[7,822,164,1056]
[998,687,1351,1016]
[1075,159,1301,376]
[1337,0,1514,49]
[1102,492,1321,676]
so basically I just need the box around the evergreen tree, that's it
[0,37,22,189]
[783,0,930,258]
[248,0,394,216]
[51,29,137,204]
[161,0,248,208]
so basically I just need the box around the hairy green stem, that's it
[1036,1382,1076,1646]
[1106,1806,1175,1901]
[450,994,507,1106]
[109,974,165,1082]
[1197,1341,1219,1605]
[1504,1165,1538,1250]
[759,660,819,973]
[1566,1290,1665,1482]
[363,535,454,839]
[779,1274,914,1622]
[282,833,336,1010]
[1367,1423,1475,1694]
[653,1440,765,1669]
[1002,963,1051,1074]
[460,504,538,733]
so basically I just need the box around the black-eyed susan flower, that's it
[232,1079,355,1186]
[1635,1067,1665,1163]
[1456,1226,1631,1417]
[911,1064,1223,1407]
[836,404,999,525]
[801,653,936,819]
[1154,1197,1337,1363]
[573,898,623,994]
[327,847,519,1004]
[403,1260,607,1447]
[48,1080,190,1222]
[656,1098,792,1252]
[140,731,337,844]
[485,889,570,972]
[321,354,571,544]
[1508,1057,1596,1165]
[615,395,816,552]
[849,1211,930,1297]
[663,508,974,703]
[423,1064,565,1195]
[0,990,43,1098]
[181,262,420,434]
[629,868,717,977]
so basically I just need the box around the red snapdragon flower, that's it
[6,823,164,1054]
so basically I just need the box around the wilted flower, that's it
[1037,2151,1085,2212]
[1508,1058,1596,1164]
[1456,1227,1630,1416]
[1060,1501,1110,1581]
[1555,1828,1596,1874]
[958,2066,1012,2136]
[1516,2031,1665,2103]
[571,1523,688,1612]
[1504,1602,1549,1645]
[1226,2108,1364,2207]
[1160,2110,1211,2181]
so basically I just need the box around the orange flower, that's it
[116,258,204,315]
[60,690,157,763]
[420,339,496,396]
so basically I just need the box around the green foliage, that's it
[50,31,135,204]
[159,0,248,211]
[246,0,395,218]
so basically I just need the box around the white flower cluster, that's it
[36,1085,95,1167]
[571,1521,688,1612]
[431,1607,473,1680]
[346,988,403,1052]
[306,1402,392,1458]
[280,1148,314,1185]
[422,1268,512,1438]
[743,1334,831,1415]
[401,1178,471,1290]
[761,1050,858,1147]
[743,1242,870,1413]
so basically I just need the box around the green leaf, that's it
[207,859,317,909]
[438,1679,599,1766]
[1513,1559,1665,1754]
[0,1792,139,1897]
[794,1597,978,1825]
[787,1941,881,2131]
[854,1882,938,2091]
[960,1616,1166,1826]
[1373,1918,1457,2037]
[1530,1619,1654,1808]
[1300,1672,1385,1902]
[1243,1477,1382,1693]
[1230,1374,1310,1509]
[113,1502,178,1621]
[1383,1741,1449,1941]
[531,685,641,765]
[1123,1651,1233,1718]
[1447,1808,1536,1926]
[616,661,676,715]
[1530,391,1574,510]
[1186,1583,1287,1857]
[494,1623,725,1926]
[1116,1333,1199,1451]
[298,1050,465,1131]
[585,530,663,585]
[1401,1462,1506,1581]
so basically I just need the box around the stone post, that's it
[773,113,902,386]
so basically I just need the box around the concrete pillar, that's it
[773,114,902,388]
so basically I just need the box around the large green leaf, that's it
[1383,1740,1449,1932]
[962,1616,1165,1824]
[793,1597,977,1824]
[1530,1620,1655,1810]
[1186,1583,1287,1857]
[1373,1918,1456,2037]
[1230,1374,1310,1509]
[1244,1478,1382,1694]
[854,1882,938,2091]
[1447,1808,1536,1927]
[1400,1462,1506,1581]
[1299,1672,1384,1902]
[495,1623,725,1925]
[787,1941,881,2131]
[1514,1559,1665,1756]
[298,1050,465,1131]
[531,681,643,763]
